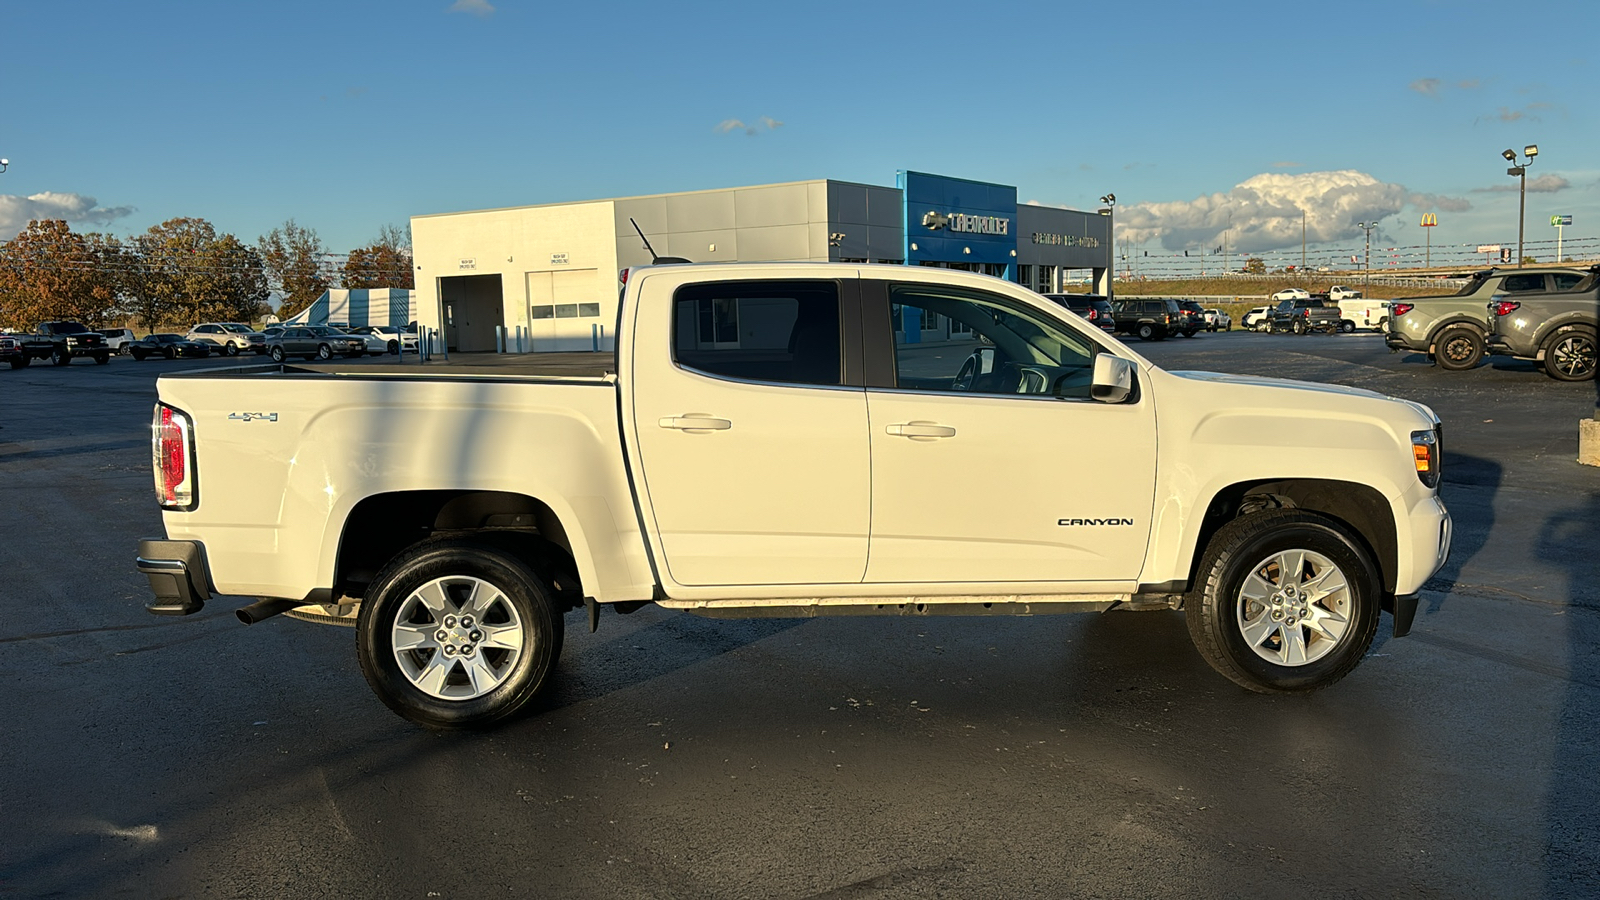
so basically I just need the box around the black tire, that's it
[357,540,562,730]
[94,353,109,365]
[131,350,146,361]
[316,343,333,360]
[51,347,71,366]
[1185,509,1381,694]
[8,356,27,369]
[163,347,176,360]
[1341,320,1356,334]
[387,340,400,354]
[1137,323,1156,341]
[223,343,239,357]
[1291,319,1307,335]
[1541,328,1597,382]
[1434,326,1484,371]
[269,345,285,363]
[1265,321,1276,334]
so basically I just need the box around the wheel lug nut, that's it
[1271,610,1284,621]
[462,645,475,656]
[461,616,474,628]
[443,615,457,628]
[470,630,482,642]
[436,630,448,641]
[443,644,456,656]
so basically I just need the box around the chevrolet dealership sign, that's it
[923,210,1010,235]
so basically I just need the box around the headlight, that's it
[1411,428,1440,489]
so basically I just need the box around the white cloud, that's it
[715,116,784,137]
[1410,77,1443,96]
[448,0,495,16]
[0,192,135,240]
[1475,174,1570,194]
[1115,171,1470,253]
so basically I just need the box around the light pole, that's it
[1098,193,1116,299]
[1356,221,1377,288]
[1502,144,1538,266]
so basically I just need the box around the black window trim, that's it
[666,277,864,390]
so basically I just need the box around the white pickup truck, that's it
[137,263,1451,729]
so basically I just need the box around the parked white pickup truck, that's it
[137,263,1451,728]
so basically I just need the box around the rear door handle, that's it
[659,415,732,431]
[886,423,956,438]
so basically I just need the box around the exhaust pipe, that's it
[236,597,304,625]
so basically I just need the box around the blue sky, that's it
[2,0,1594,270]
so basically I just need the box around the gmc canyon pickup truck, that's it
[137,263,1451,729]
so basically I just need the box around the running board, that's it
[665,595,1129,620]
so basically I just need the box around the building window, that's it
[875,259,904,265]
[555,304,579,318]
[1017,265,1032,287]
[531,305,554,319]
[672,280,842,387]
[578,303,601,317]
[922,311,940,331]
[1036,265,1056,293]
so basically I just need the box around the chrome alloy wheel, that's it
[1235,548,1351,666]
[392,576,525,700]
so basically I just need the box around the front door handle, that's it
[659,415,732,432]
[886,423,956,438]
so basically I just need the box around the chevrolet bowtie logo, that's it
[921,211,949,230]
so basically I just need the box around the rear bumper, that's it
[136,539,213,616]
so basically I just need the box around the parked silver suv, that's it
[188,322,267,356]
[1485,266,1599,381]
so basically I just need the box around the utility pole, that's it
[1301,210,1306,273]
[1357,222,1377,289]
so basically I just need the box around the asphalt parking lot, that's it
[2,334,1597,899]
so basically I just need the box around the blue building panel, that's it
[898,171,1018,270]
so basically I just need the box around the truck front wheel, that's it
[1185,510,1380,694]
[357,540,562,729]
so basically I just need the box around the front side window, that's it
[672,280,842,387]
[889,284,1097,399]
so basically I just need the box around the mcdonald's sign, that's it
[1420,214,1438,227]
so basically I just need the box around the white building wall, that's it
[412,200,619,351]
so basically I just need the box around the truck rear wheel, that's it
[357,540,562,729]
[1435,327,1484,371]
[51,347,70,365]
[1185,510,1380,694]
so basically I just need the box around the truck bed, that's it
[168,351,619,381]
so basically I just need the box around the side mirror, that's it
[1091,354,1134,403]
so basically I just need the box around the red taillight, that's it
[152,404,194,508]
[1302,309,1311,317]
[1492,300,1520,317]
[1087,309,1098,320]
[1392,303,1414,317]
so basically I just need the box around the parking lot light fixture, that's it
[1502,145,1537,267]
[0,158,8,173]
[1098,194,1116,300]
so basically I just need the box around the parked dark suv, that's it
[1485,265,1599,381]
[1110,298,1182,341]
[1045,293,1116,334]
[1175,300,1206,337]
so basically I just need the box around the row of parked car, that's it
[1047,295,1231,341]
[1,321,421,368]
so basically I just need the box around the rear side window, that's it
[1552,273,1585,291]
[672,280,842,387]
[1500,273,1546,292]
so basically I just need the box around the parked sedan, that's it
[267,325,366,362]
[1271,288,1311,302]
[347,325,420,354]
[129,334,212,360]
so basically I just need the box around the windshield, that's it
[219,323,253,333]
[49,322,90,334]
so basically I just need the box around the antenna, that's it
[629,218,691,265]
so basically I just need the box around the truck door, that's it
[860,281,1157,584]
[629,276,870,587]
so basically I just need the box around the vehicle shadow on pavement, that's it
[1535,492,1600,899]
[1423,451,1501,614]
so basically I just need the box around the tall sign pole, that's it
[1420,213,1437,268]
[1551,214,1571,262]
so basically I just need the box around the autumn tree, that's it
[342,223,414,289]
[129,218,269,328]
[0,219,125,328]
[258,219,330,318]
[1243,257,1266,275]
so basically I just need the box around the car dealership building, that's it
[411,171,1113,352]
